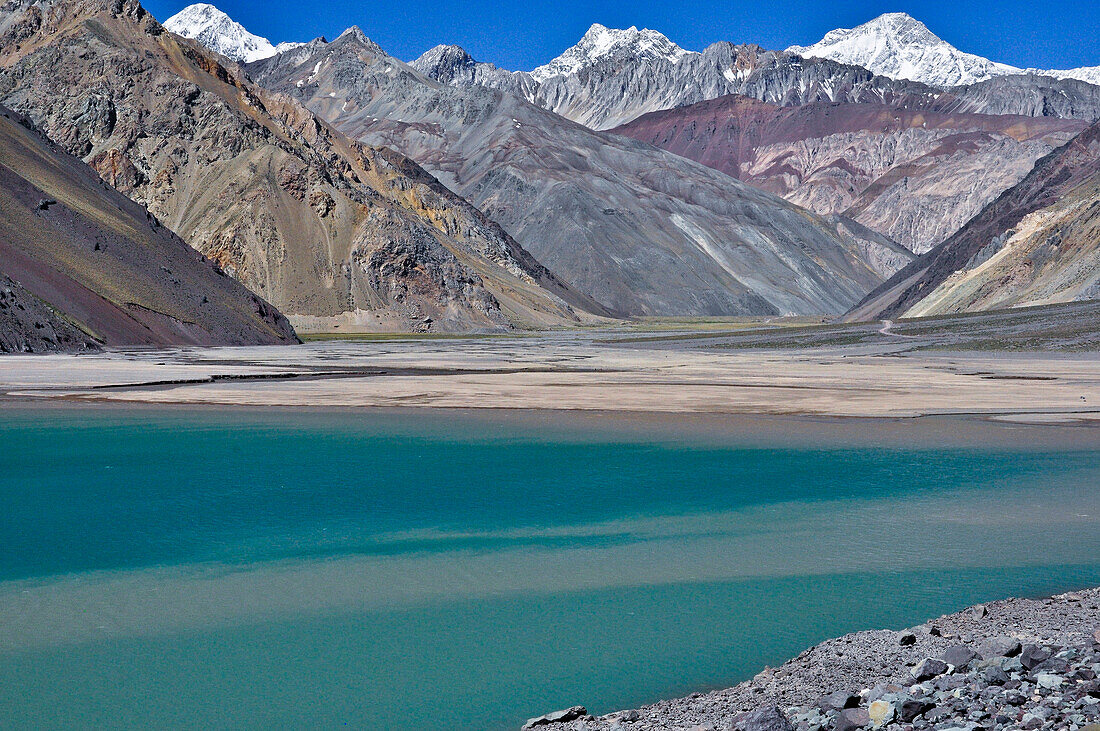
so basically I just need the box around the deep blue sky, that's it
[144,0,1100,71]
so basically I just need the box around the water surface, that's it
[1,406,1098,729]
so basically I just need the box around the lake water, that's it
[1,406,1099,729]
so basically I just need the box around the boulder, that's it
[522,706,588,729]
[817,691,861,711]
[730,706,795,731]
[1036,672,1064,689]
[897,698,935,722]
[898,633,917,646]
[1020,645,1052,670]
[979,636,1022,659]
[867,700,894,728]
[911,658,949,682]
[981,665,1010,685]
[834,707,870,731]
[940,645,979,670]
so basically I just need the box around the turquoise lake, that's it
[1,406,1099,729]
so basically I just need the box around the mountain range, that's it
[1,0,605,335]
[3,0,1100,348]
[247,28,896,317]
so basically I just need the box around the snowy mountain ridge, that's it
[163,3,302,62]
[529,23,692,81]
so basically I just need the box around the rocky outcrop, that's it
[927,75,1100,121]
[248,31,894,317]
[0,105,297,352]
[0,0,597,333]
[847,120,1100,321]
[611,95,1086,252]
[533,588,1100,730]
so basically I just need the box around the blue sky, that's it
[144,0,1100,71]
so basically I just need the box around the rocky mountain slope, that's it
[249,28,897,317]
[0,105,297,352]
[416,23,1100,131]
[0,0,600,333]
[789,12,1100,88]
[847,119,1100,321]
[612,95,1086,253]
[163,3,300,62]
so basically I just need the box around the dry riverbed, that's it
[2,328,1100,422]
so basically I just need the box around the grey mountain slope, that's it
[249,30,891,317]
[415,39,1100,130]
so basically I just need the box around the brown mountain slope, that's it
[845,119,1100,322]
[0,105,296,352]
[0,0,602,333]
[611,95,1086,253]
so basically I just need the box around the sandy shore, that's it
[3,333,1100,421]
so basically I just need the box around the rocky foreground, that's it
[526,588,1100,731]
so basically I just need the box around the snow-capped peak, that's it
[163,3,299,63]
[529,23,694,81]
[787,12,1020,87]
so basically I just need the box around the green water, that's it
[1,406,1099,729]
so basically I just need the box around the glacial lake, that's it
[1,405,1099,729]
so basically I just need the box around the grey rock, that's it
[941,646,979,670]
[978,636,1022,659]
[522,706,588,729]
[1021,645,1053,670]
[834,708,870,731]
[981,666,1010,686]
[1020,713,1044,729]
[818,692,861,711]
[730,706,795,731]
[897,699,936,722]
[899,633,917,646]
[1036,672,1064,689]
[911,659,950,682]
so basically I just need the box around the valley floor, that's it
[4,303,1100,423]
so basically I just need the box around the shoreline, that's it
[4,399,1100,451]
[528,588,1100,730]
